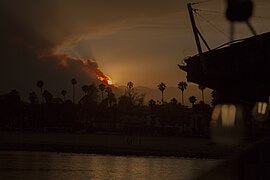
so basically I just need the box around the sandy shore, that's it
[0,131,248,159]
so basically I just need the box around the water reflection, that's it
[0,151,220,180]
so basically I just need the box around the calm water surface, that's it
[0,151,221,180]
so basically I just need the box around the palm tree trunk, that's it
[73,85,75,104]
[101,91,104,101]
[161,92,164,103]
[181,90,184,105]
[40,88,43,104]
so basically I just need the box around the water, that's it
[0,151,221,180]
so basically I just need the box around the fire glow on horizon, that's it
[97,73,114,86]
[56,54,114,87]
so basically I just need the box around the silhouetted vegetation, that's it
[71,78,77,103]
[157,82,166,104]
[189,96,197,107]
[178,81,188,105]
[0,80,219,137]
[198,85,206,103]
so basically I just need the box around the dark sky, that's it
[1,0,270,100]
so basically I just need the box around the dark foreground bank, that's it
[0,131,250,159]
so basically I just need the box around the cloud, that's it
[0,0,188,96]
[0,1,116,100]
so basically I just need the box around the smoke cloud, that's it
[0,1,114,101]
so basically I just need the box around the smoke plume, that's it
[0,2,111,100]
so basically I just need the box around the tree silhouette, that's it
[71,78,77,103]
[198,85,206,103]
[107,92,117,108]
[123,82,145,106]
[61,90,67,101]
[36,80,44,103]
[42,90,53,103]
[157,82,166,103]
[148,99,156,108]
[87,83,99,102]
[105,86,116,107]
[29,92,38,104]
[189,96,197,107]
[99,83,106,102]
[170,98,178,105]
[148,99,156,125]
[78,84,99,123]
[178,81,188,105]
[118,95,133,112]
[105,86,112,96]
[81,85,89,95]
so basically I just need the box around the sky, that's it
[1,0,270,101]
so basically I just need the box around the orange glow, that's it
[107,79,113,85]
[97,74,114,86]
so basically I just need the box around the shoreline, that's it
[0,143,227,159]
[0,131,249,159]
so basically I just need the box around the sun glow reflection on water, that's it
[0,151,221,180]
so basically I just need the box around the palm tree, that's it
[81,85,89,95]
[178,81,188,105]
[61,90,67,101]
[157,82,166,103]
[71,78,77,103]
[198,85,206,103]
[36,80,44,103]
[99,83,106,101]
[189,96,197,107]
